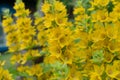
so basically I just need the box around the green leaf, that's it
[107,1,114,13]
[82,76,89,80]
[74,38,81,44]
[40,50,49,56]
[48,61,70,79]
[40,63,51,73]
[91,49,104,65]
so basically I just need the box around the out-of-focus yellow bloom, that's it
[26,64,43,77]
[113,60,120,71]
[14,1,30,17]
[104,51,114,63]
[60,50,73,64]
[105,23,118,40]
[49,27,63,40]
[2,17,13,27]
[54,1,65,11]
[91,10,109,22]
[17,65,29,72]
[108,12,119,22]
[90,0,109,7]
[55,16,67,26]
[41,2,51,14]
[106,64,119,78]
[43,14,54,27]
[93,64,104,75]
[14,1,25,10]
[0,61,5,67]
[11,53,26,64]
[49,40,62,58]
[114,72,120,80]
[74,7,85,15]
[107,41,120,53]
[68,66,82,80]
[90,72,102,80]
[91,29,106,42]
[0,67,13,80]
[58,35,70,48]
[44,55,58,64]
[113,3,120,17]
[92,41,104,50]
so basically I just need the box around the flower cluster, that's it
[1,0,120,80]
[0,61,13,80]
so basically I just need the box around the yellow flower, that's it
[43,14,54,27]
[93,64,104,75]
[60,50,73,64]
[44,55,58,64]
[37,31,48,46]
[104,51,114,63]
[22,36,32,44]
[13,1,30,17]
[29,50,41,57]
[105,23,118,40]
[108,12,119,22]
[115,21,120,42]
[16,17,32,26]
[17,65,28,72]
[113,60,120,71]
[68,66,82,80]
[55,16,67,26]
[99,0,110,6]
[107,41,120,53]
[11,54,26,64]
[84,63,94,73]
[49,27,63,40]
[78,39,88,49]
[92,41,104,50]
[74,7,85,15]
[74,50,88,62]
[3,25,15,33]
[106,64,119,78]
[35,17,43,26]
[58,35,70,47]
[91,12,98,22]
[0,68,13,80]
[2,17,13,27]
[90,0,99,6]
[92,10,109,22]
[0,61,5,67]
[75,14,89,22]
[114,72,120,80]
[75,31,89,48]
[54,1,65,11]
[14,9,30,17]
[90,0,109,7]
[13,1,25,10]
[113,3,120,17]
[26,64,43,77]
[41,2,51,14]
[91,29,106,42]
[66,41,78,54]
[49,40,62,58]
[90,72,102,80]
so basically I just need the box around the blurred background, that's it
[0,0,74,47]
